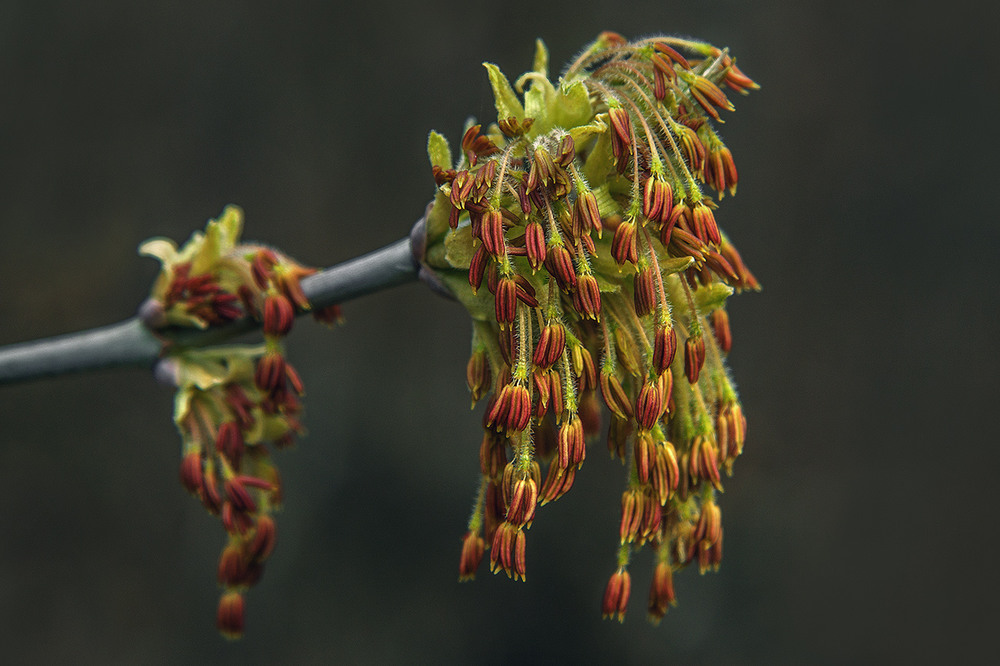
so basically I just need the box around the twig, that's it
[0,235,420,386]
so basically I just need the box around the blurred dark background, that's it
[1,1,997,663]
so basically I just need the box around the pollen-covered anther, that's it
[602,567,631,622]
[532,323,566,370]
[684,334,706,384]
[458,530,486,581]
[611,217,638,266]
[573,274,602,320]
[216,591,246,640]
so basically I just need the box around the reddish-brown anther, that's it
[620,488,643,544]
[711,309,732,353]
[650,52,677,84]
[642,177,672,223]
[217,543,250,587]
[658,369,673,417]
[215,422,244,468]
[635,381,664,430]
[479,430,507,479]
[572,189,603,238]
[477,208,506,257]
[249,515,277,563]
[633,266,655,317]
[505,477,538,527]
[486,383,532,433]
[675,124,705,173]
[180,452,203,495]
[652,326,677,376]
[544,244,578,291]
[459,530,486,581]
[602,567,631,622]
[532,323,566,370]
[557,414,586,469]
[689,436,722,490]
[513,275,539,308]
[217,591,245,639]
[692,201,721,246]
[201,470,223,514]
[461,123,500,162]
[705,144,738,196]
[547,370,565,421]
[467,245,489,293]
[608,107,633,168]
[450,170,474,212]
[250,249,278,290]
[651,441,680,505]
[634,430,655,484]
[607,415,632,459]
[718,239,760,291]
[540,460,576,504]
[254,351,286,394]
[573,274,601,320]
[490,522,527,581]
[224,477,257,514]
[262,294,294,337]
[684,334,706,384]
[689,75,735,122]
[524,221,546,272]
[532,370,551,419]
[654,42,692,69]
[574,346,598,392]
[720,402,747,462]
[599,370,633,420]
[494,276,517,327]
[648,561,676,622]
[611,217,638,266]
[466,349,491,403]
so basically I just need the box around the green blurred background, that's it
[1,1,996,662]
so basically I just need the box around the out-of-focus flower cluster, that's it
[139,206,340,638]
[421,33,758,623]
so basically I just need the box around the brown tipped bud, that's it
[602,568,631,622]
[633,265,657,318]
[653,326,677,376]
[262,294,295,337]
[180,452,203,495]
[711,309,732,353]
[494,276,517,327]
[466,349,491,403]
[532,323,566,370]
[573,274,601,320]
[611,218,638,266]
[600,370,634,420]
[545,244,578,291]
[684,334,706,384]
[635,381,664,430]
[459,530,486,581]
[648,561,676,623]
[216,591,245,639]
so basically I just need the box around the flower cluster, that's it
[140,206,340,638]
[421,33,758,622]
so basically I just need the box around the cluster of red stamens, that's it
[424,32,759,623]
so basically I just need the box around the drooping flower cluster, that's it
[139,206,340,638]
[420,33,759,623]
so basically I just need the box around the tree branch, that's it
[0,235,420,386]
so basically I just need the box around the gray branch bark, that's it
[0,235,419,386]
